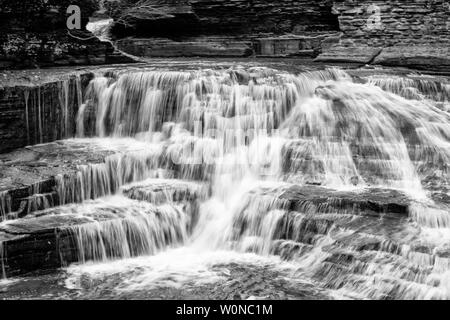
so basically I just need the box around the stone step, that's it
[122,178,209,204]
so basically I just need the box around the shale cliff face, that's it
[110,0,450,70]
[111,0,339,37]
[3,0,447,69]
[111,0,340,57]
[0,0,134,69]
[0,71,93,153]
[316,0,450,71]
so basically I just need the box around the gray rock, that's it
[373,46,450,72]
[315,45,382,64]
[116,37,254,58]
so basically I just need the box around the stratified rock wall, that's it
[317,0,450,70]
[0,73,93,153]
[333,0,450,47]
[189,0,339,35]
[111,0,339,37]
[110,0,340,57]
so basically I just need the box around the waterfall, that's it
[86,18,114,43]
[74,67,450,247]
[2,65,450,299]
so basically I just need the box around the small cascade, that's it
[86,18,114,42]
[55,147,163,205]
[59,80,70,139]
[367,74,450,102]
[59,197,190,264]
[24,184,54,216]
[75,75,85,138]
[24,90,30,144]
[37,87,43,143]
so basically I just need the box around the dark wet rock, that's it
[271,240,313,260]
[123,179,208,204]
[279,186,411,216]
[0,72,95,153]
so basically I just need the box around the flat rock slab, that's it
[116,38,254,58]
[374,46,450,72]
[122,178,209,204]
[315,45,382,64]
[279,185,411,216]
[0,139,119,192]
[0,215,92,236]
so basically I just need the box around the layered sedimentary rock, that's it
[0,71,93,153]
[116,37,254,57]
[317,0,450,71]
[109,0,340,57]
[109,0,450,69]
[0,0,135,69]
[111,0,339,37]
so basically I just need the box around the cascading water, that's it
[0,191,11,222]
[1,65,450,299]
[59,196,191,264]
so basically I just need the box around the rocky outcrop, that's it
[257,33,339,57]
[109,0,450,67]
[0,71,93,153]
[315,43,382,64]
[110,0,339,38]
[0,0,135,69]
[373,45,450,73]
[116,37,254,57]
[108,0,340,57]
[316,0,450,70]
[279,185,411,216]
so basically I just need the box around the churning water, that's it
[1,65,450,299]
